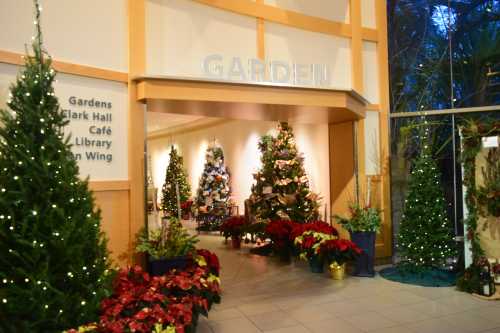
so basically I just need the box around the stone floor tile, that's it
[469,306,500,324]
[209,317,262,333]
[207,308,244,322]
[238,302,280,316]
[376,305,432,324]
[370,325,416,333]
[442,312,500,333]
[343,311,399,331]
[303,317,364,333]
[286,304,333,324]
[263,325,311,333]
[321,299,370,317]
[406,318,469,333]
[248,310,300,331]
[406,299,465,317]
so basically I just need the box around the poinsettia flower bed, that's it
[65,250,221,333]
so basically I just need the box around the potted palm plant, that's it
[334,203,381,277]
[136,217,199,276]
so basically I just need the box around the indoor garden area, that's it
[0,0,498,332]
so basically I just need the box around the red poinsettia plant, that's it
[220,215,247,239]
[265,220,299,251]
[196,249,220,276]
[181,200,193,212]
[294,231,335,260]
[66,250,221,333]
[290,221,338,242]
[320,239,362,265]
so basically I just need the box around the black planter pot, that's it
[149,256,189,276]
[351,231,376,277]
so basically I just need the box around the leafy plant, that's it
[334,203,382,233]
[136,218,198,259]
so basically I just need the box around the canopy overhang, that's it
[135,76,367,124]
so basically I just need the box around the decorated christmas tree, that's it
[249,122,320,222]
[161,146,191,217]
[195,143,231,230]
[0,2,110,331]
[397,129,456,271]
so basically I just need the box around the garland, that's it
[457,119,500,292]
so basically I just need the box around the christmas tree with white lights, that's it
[249,122,320,222]
[397,125,456,271]
[0,1,110,331]
[161,146,191,216]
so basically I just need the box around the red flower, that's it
[196,249,220,275]
[319,239,362,265]
[290,221,338,241]
[220,215,247,238]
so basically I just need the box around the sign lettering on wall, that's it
[62,96,114,164]
[202,55,331,88]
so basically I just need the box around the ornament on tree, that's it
[0,2,111,330]
[161,146,191,217]
[195,143,231,231]
[249,122,320,223]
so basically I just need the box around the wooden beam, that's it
[256,0,265,60]
[128,0,146,265]
[0,49,128,83]
[191,0,378,42]
[89,180,131,192]
[375,0,392,258]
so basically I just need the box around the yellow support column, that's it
[128,0,146,264]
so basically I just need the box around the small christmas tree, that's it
[0,2,110,331]
[161,146,191,217]
[195,143,231,230]
[249,122,320,222]
[397,129,456,271]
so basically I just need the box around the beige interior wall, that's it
[147,119,331,220]
[146,0,258,76]
[263,0,350,23]
[0,0,127,72]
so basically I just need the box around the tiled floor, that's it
[193,230,500,333]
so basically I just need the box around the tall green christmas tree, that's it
[195,143,231,230]
[0,2,110,331]
[161,146,191,216]
[397,128,456,271]
[249,122,320,222]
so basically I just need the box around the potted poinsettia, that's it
[265,220,299,261]
[181,199,193,220]
[320,239,362,280]
[493,263,500,284]
[136,217,198,276]
[220,216,247,249]
[334,203,381,277]
[294,231,334,273]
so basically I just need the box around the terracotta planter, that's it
[329,262,346,280]
[231,236,241,249]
